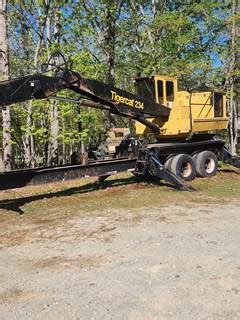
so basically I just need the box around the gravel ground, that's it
[0,200,240,320]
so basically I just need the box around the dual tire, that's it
[193,150,218,178]
[164,151,218,181]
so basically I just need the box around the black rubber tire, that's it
[164,156,175,170]
[170,153,196,181]
[194,151,218,177]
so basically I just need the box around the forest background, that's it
[0,0,239,170]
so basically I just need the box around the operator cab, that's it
[134,75,177,108]
[134,75,227,138]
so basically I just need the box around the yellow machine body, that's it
[135,75,228,139]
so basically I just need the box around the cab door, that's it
[156,79,175,108]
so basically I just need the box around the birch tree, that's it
[226,0,239,155]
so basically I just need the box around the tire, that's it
[170,154,196,181]
[164,156,174,170]
[194,151,218,177]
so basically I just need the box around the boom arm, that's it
[0,69,170,133]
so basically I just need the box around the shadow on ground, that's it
[219,168,240,174]
[0,176,176,214]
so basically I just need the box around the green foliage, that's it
[5,0,238,168]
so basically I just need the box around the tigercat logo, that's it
[111,90,144,110]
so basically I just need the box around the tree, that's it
[47,1,61,166]
[226,0,239,155]
[0,0,12,170]
[1,0,239,171]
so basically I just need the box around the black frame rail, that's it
[0,158,136,190]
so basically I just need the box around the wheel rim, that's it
[180,161,192,178]
[205,158,215,174]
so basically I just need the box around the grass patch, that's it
[0,168,239,223]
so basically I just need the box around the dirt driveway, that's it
[0,172,240,319]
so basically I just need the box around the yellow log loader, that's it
[0,66,239,190]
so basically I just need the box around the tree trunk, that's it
[105,5,116,85]
[47,3,59,166]
[48,100,59,166]
[19,14,36,168]
[228,86,238,155]
[236,0,240,150]
[227,0,238,155]
[0,0,12,171]
[104,4,118,129]
[23,2,50,167]
[61,113,66,165]
[21,3,50,168]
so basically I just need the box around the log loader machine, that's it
[0,66,239,190]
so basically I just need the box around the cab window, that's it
[157,80,164,104]
[135,79,155,102]
[166,81,174,101]
[214,93,223,117]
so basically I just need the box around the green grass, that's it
[0,167,239,223]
